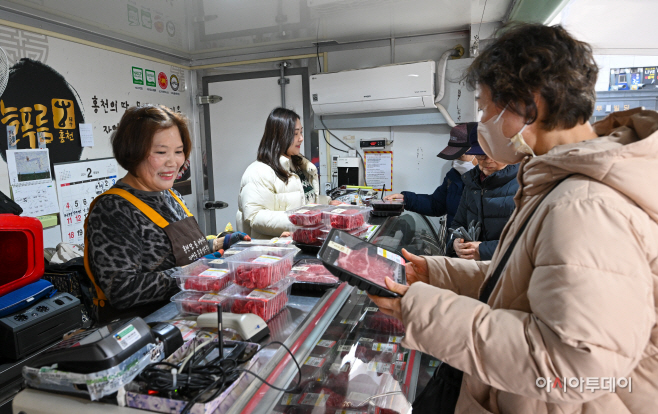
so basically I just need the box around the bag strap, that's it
[478,175,572,304]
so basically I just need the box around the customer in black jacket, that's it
[447,127,519,261]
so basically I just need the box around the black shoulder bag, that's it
[412,176,570,414]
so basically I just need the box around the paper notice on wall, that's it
[79,123,94,147]
[364,151,393,192]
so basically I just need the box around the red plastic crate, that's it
[0,214,44,296]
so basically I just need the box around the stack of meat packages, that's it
[286,205,332,246]
[319,206,372,240]
[170,258,234,315]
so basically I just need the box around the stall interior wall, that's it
[318,37,467,200]
[0,23,193,248]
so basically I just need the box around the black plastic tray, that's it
[370,199,405,212]
[371,209,403,217]
[318,228,405,298]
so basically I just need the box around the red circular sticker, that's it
[158,72,168,89]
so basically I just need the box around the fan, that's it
[0,46,9,98]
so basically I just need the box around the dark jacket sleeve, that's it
[477,240,498,261]
[446,190,470,257]
[402,176,450,217]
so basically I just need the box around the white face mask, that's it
[452,158,475,175]
[478,107,536,164]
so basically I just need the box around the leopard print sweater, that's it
[86,181,207,310]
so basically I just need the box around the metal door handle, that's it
[204,201,229,210]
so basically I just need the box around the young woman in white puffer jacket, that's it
[237,107,330,239]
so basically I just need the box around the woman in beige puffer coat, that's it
[370,24,657,414]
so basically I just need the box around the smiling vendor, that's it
[84,105,244,322]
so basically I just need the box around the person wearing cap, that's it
[384,123,477,232]
[446,124,519,261]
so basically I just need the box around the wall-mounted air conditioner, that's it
[310,60,436,115]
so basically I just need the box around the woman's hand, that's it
[213,232,251,252]
[329,199,344,206]
[280,231,291,237]
[383,193,404,202]
[402,248,429,285]
[454,239,481,260]
[367,277,409,322]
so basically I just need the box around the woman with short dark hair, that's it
[237,107,328,238]
[369,24,658,413]
[85,105,243,322]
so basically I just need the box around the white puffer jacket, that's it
[237,156,323,239]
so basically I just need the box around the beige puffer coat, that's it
[401,108,658,414]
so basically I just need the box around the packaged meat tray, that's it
[218,277,294,321]
[291,223,326,246]
[370,199,405,217]
[361,312,406,335]
[286,204,331,226]
[170,258,233,292]
[321,206,372,230]
[318,229,406,298]
[170,290,227,315]
[233,238,296,248]
[317,225,368,241]
[228,246,296,289]
[290,259,339,284]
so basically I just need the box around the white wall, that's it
[0,24,193,248]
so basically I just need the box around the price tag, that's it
[299,393,328,406]
[209,259,225,265]
[198,293,224,303]
[304,356,326,367]
[331,208,347,214]
[377,247,405,264]
[292,266,309,271]
[389,336,403,343]
[199,268,228,277]
[372,343,397,352]
[247,289,277,299]
[316,339,336,348]
[429,360,440,367]
[253,255,281,264]
[328,241,351,255]
[365,307,378,312]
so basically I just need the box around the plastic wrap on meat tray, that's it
[317,225,368,241]
[171,290,227,315]
[171,258,233,292]
[291,224,326,246]
[318,229,405,297]
[290,259,339,284]
[228,247,296,289]
[361,312,406,335]
[218,277,294,321]
[322,206,372,230]
[286,205,331,226]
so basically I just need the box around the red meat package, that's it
[220,277,294,321]
[229,247,296,289]
[292,225,325,245]
[171,291,226,315]
[286,205,330,226]
[361,312,406,335]
[290,260,338,284]
[323,207,371,230]
[335,246,402,289]
[172,259,233,292]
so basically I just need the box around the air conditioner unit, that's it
[310,60,436,115]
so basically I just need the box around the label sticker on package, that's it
[270,238,293,245]
[338,345,353,352]
[199,268,229,277]
[295,209,310,214]
[316,339,336,348]
[331,208,347,214]
[340,319,357,325]
[372,343,397,352]
[357,289,366,295]
[331,362,351,372]
[328,241,351,255]
[114,324,141,349]
[279,393,298,406]
[377,247,405,264]
[299,393,329,406]
[304,356,326,367]
[253,255,282,264]
[365,307,379,312]
[247,289,277,299]
[389,336,403,343]
[366,361,393,373]
[429,360,440,367]
[292,266,310,271]
[198,293,223,303]
[209,259,225,265]
[346,392,371,405]
[358,337,374,343]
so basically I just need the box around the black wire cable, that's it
[319,116,368,186]
[138,340,302,413]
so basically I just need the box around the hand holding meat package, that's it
[228,246,296,289]
[318,229,405,296]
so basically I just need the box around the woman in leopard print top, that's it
[85,106,224,321]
